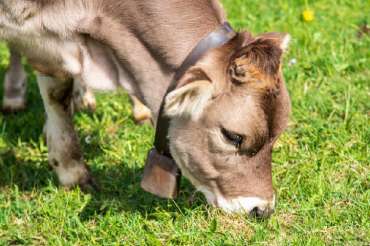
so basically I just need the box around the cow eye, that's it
[221,127,244,148]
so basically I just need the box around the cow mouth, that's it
[196,185,275,217]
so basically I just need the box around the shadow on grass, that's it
[0,147,201,219]
[0,150,54,189]
[0,67,52,190]
[79,166,201,221]
[0,67,203,219]
[0,146,201,220]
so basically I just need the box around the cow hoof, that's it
[79,174,100,193]
[62,172,100,193]
[133,106,152,125]
[55,161,99,192]
[72,89,96,113]
[2,97,26,113]
[135,117,152,125]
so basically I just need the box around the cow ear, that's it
[164,67,212,119]
[229,33,290,84]
[257,32,291,52]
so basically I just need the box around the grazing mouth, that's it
[197,186,275,216]
[170,142,275,217]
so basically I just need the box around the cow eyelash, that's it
[221,127,244,148]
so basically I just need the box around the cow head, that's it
[164,32,291,217]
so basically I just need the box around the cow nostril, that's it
[249,207,273,219]
[249,207,259,218]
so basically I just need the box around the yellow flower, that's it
[302,9,314,22]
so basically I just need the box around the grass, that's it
[0,0,369,245]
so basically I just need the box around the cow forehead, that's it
[204,93,267,129]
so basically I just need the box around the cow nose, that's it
[249,206,274,219]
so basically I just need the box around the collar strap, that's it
[141,22,236,198]
[154,22,236,156]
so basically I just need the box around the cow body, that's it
[0,0,291,216]
[2,43,152,118]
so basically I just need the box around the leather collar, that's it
[141,22,236,198]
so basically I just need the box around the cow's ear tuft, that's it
[164,67,212,120]
[258,32,291,52]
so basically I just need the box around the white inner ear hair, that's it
[164,80,212,121]
[280,34,291,51]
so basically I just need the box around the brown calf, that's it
[0,0,290,216]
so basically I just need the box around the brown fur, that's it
[0,0,291,215]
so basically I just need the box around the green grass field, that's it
[0,0,369,245]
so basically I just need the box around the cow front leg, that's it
[2,48,27,113]
[37,74,97,190]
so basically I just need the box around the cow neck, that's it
[153,22,236,158]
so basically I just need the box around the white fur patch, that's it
[217,196,270,214]
[2,97,25,109]
[197,186,218,205]
[280,34,291,51]
[197,186,274,214]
